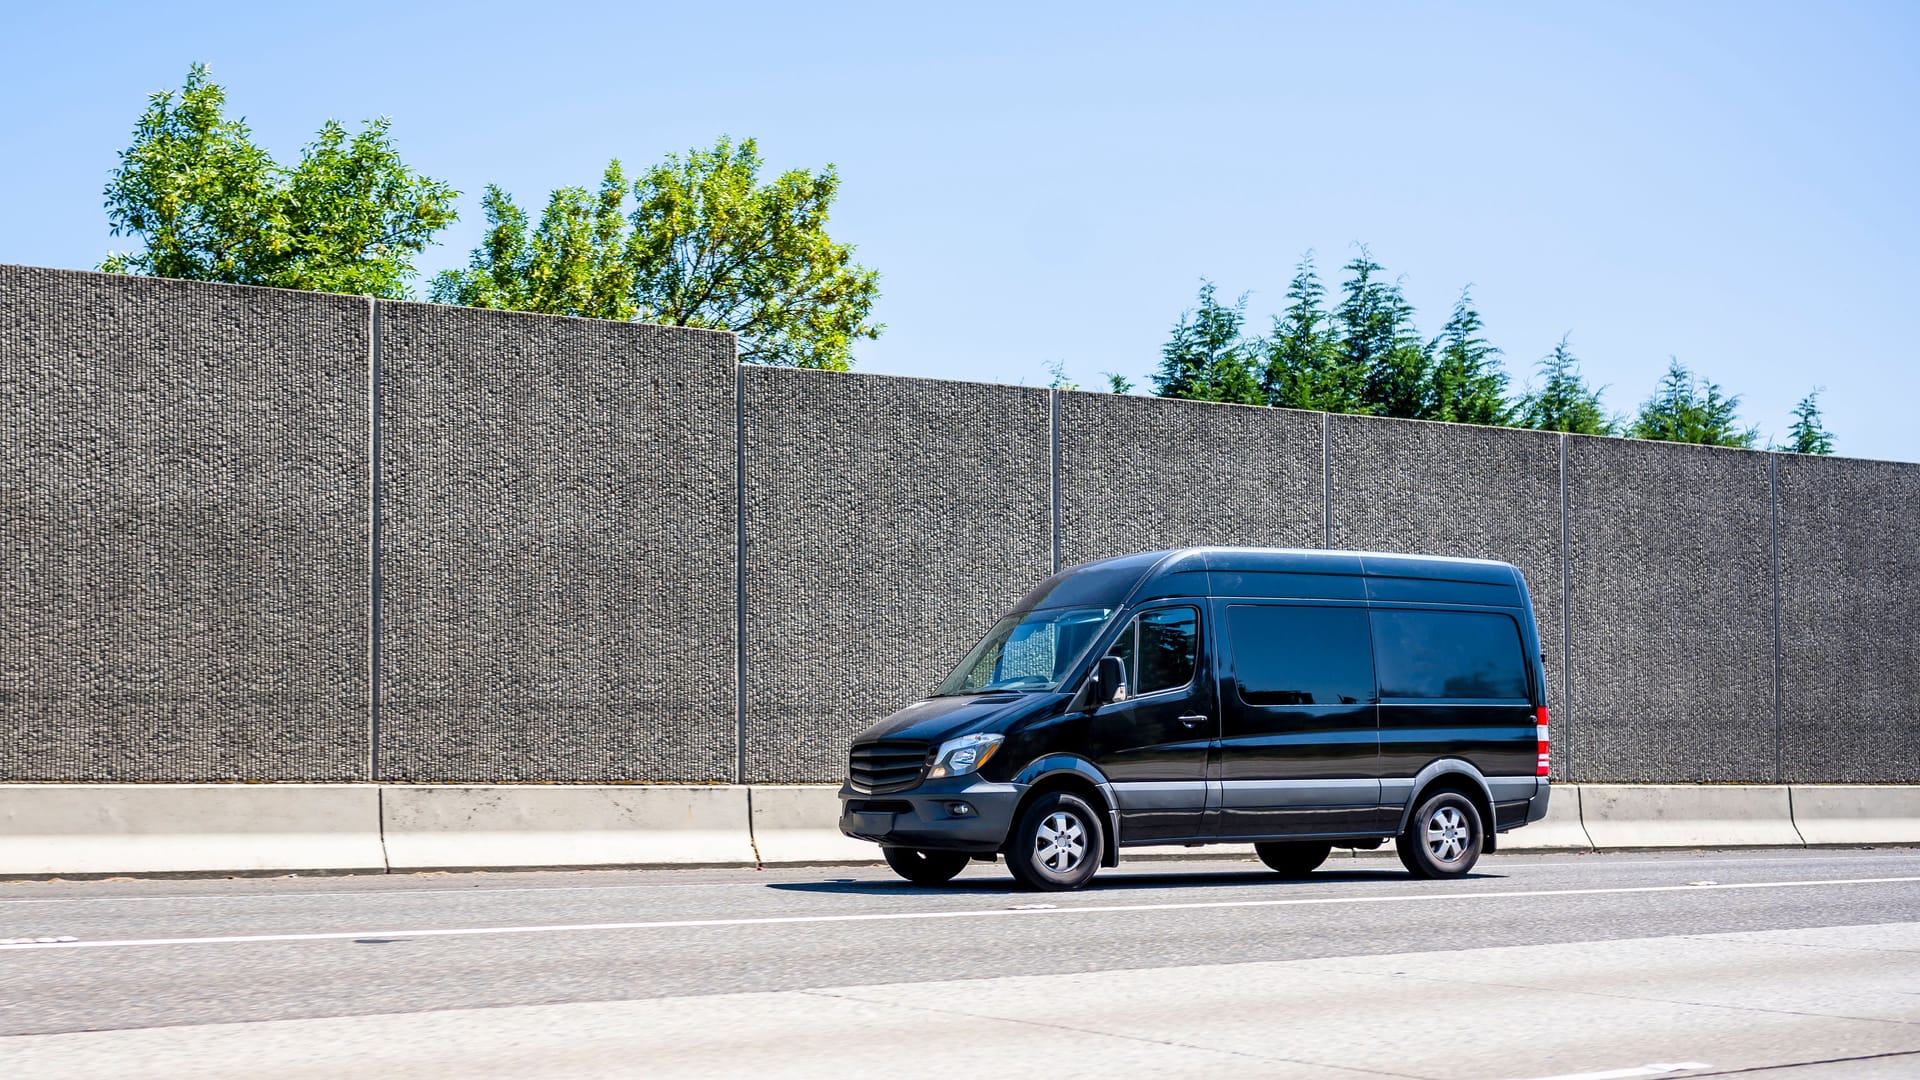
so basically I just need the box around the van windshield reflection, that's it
[935,607,1115,696]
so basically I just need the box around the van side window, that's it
[1371,609,1528,701]
[1104,607,1199,697]
[1227,605,1374,705]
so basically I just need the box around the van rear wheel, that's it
[1254,841,1333,877]
[1006,792,1104,891]
[882,847,970,885]
[1396,791,1483,879]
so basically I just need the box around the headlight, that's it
[925,733,1004,780]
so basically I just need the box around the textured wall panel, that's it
[1565,436,1774,782]
[742,369,1051,783]
[1057,393,1323,566]
[0,266,369,780]
[378,304,735,782]
[1327,415,1568,777]
[1777,454,1920,782]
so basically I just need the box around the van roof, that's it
[1016,547,1529,612]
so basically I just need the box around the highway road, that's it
[2,848,1918,1078]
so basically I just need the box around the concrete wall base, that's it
[3,783,1916,878]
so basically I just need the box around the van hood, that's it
[851,692,1061,746]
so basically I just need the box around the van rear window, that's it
[1226,605,1375,706]
[1371,609,1528,701]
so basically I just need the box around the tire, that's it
[1005,792,1104,891]
[1396,790,1484,879]
[1254,840,1333,877]
[882,847,971,885]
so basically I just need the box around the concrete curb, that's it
[1496,785,1595,851]
[381,786,755,870]
[1578,784,1804,849]
[747,786,877,864]
[1789,785,1920,845]
[6,782,1920,878]
[0,784,384,876]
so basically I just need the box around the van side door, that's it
[1372,606,1538,811]
[1084,603,1214,843]
[1213,601,1384,838]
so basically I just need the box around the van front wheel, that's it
[1396,791,1483,879]
[883,847,970,884]
[1006,792,1104,891]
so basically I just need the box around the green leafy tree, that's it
[1103,372,1135,394]
[1629,358,1757,447]
[1427,288,1511,425]
[1045,359,1079,390]
[1152,281,1262,404]
[1515,336,1615,434]
[1333,249,1429,418]
[1262,253,1368,413]
[433,164,637,320]
[101,64,457,298]
[436,137,880,369]
[1782,389,1835,455]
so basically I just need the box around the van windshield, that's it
[935,607,1115,695]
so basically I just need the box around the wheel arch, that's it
[1007,754,1121,867]
[1396,759,1499,854]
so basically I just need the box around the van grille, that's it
[848,740,929,794]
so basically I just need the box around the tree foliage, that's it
[1628,359,1757,448]
[101,64,457,299]
[1334,249,1430,419]
[1152,282,1263,404]
[1262,253,1367,413]
[1427,288,1511,425]
[1515,337,1614,434]
[1783,390,1835,455]
[1143,248,1842,451]
[434,137,880,369]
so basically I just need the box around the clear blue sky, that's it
[6,2,1916,460]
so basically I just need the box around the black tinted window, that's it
[1372,609,1528,701]
[1227,605,1374,706]
[1104,607,1198,696]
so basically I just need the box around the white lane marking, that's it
[0,880,777,906]
[4,851,1915,906]
[1513,1063,1711,1080]
[2,875,1916,952]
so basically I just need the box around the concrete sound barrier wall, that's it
[6,265,1920,792]
[0,784,384,876]
[741,369,1053,785]
[0,269,372,782]
[377,303,739,783]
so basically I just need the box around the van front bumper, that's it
[838,776,1024,854]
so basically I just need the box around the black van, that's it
[839,548,1552,890]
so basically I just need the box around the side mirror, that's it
[1081,655,1128,712]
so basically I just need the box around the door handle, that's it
[1178,714,1209,728]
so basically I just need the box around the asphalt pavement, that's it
[2,848,1918,1078]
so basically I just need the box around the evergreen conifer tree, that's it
[1333,249,1429,418]
[1427,288,1511,425]
[1261,253,1367,413]
[1152,281,1263,404]
[1515,337,1614,434]
[1783,389,1835,454]
[1629,359,1757,448]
